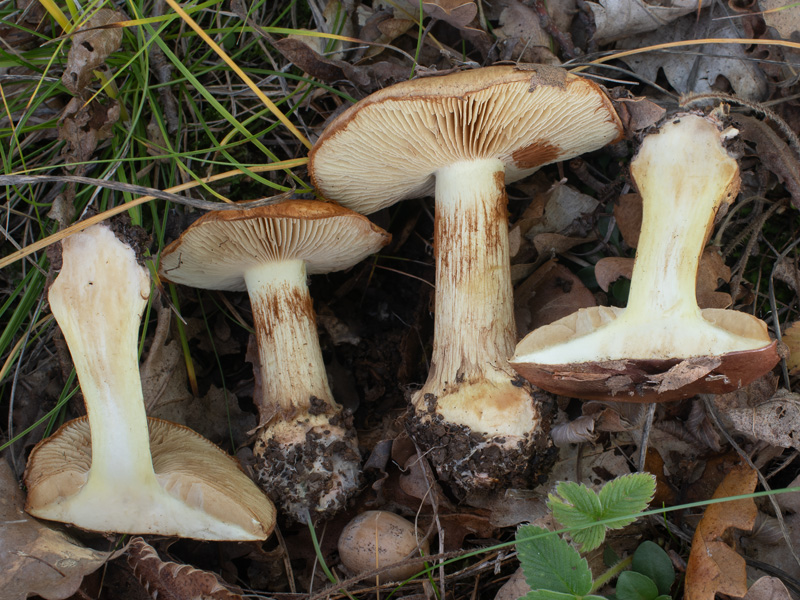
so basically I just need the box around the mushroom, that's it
[338,510,430,582]
[158,201,391,522]
[511,114,780,401]
[308,65,623,496]
[24,223,276,540]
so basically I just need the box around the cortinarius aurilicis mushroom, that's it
[24,223,276,540]
[158,201,390,522]
[309,65,623,496]
[511,114,780,401]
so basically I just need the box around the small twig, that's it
[0,174,294,211]
[637,403,657,471]
[523,0,576,59]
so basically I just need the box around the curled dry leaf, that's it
[515,259,596,336]
[127,537,243,600]
[585,0,700,44]
[62,8,126,94]
[551,415,596,447]
[0,460,124,600]
[58,97,120,168]
[493,0,558,64]
[422,0,478,30]
[613,96,666,137]
[685,463,757,600]
[613,192,643,247]
[594,256,633,292]
[494,567,531,600]
[717,389,800,451]
[743,576,793,600]
[526,182,600,238]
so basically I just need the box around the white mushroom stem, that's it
[412,159,538,438]
[517,115,768,365]
[244,259,335,418]
[46,226,259,538]
[52,227,155,488]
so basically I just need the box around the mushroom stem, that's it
[49,227,160,491]
[517,115,767,365]
[429,159,514,382]
[245,259,334,417]
[412,159,538,438]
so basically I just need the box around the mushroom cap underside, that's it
[158,200,390,292]
[309,65,623,215]
[511,306,780,402]
[24,416,276,540]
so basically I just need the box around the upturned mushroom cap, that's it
[159,200,391,290]
[308,64,623,214]
[25,417,276,540]
[511,114,780,402]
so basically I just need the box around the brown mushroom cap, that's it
[338,511,430,582]
[159,200,391,291]
[309,65,623,214]
[25,417,276,540]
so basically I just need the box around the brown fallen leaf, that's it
[62,8,126,94]
[0,460,124,600]
[613,192,642,247]
[515,259,596,336]
[696,249,732,309]
[685,463,757,600]
[59,97,120,168]
[584,0,700,44]
[743,576,793,600]
[783,320,800,375]
[594,256,633,292]
[422,0,477,29]
[127,537,243,600]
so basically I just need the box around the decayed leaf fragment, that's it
[685,463,757,600]
[62,9,126,94]
[0,460,124,600]
[127,537,243,599]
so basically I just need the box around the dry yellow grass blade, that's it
[575,38,800,71]
[162,0,312,150]
[0,159,308,271]
[37,0,71,32]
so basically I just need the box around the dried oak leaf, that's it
[127,538,243,600]
[685,463,757,600]
[422,0,477,29]
[585,0,700,44]
[58,97,120,167]
[62,8,126,94]
[0,460,124,600]
[515,259,596,335]
[616,13,768,100]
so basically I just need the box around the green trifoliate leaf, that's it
[598,473,656,530]
[516,525,592,596]
[548,481,604,552]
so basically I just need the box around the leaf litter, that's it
[3,0,800,597]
